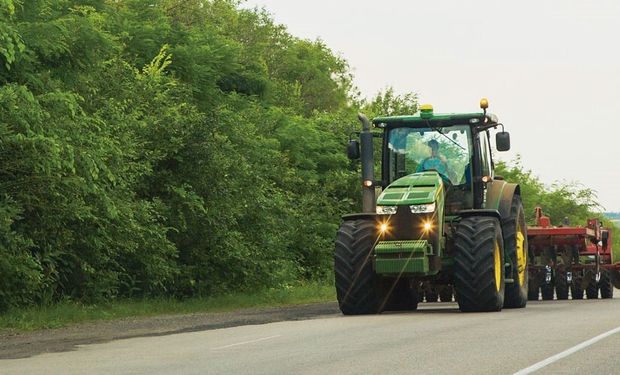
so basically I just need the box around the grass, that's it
[0,282,335,333]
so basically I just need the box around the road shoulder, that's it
[0,302,339,360]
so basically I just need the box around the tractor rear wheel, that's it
[600,271,614,299]
[586,280,598,299]
[454,216,505,312]
[541,283,554,300]
[503,195,528,309]
[335,219,382,314]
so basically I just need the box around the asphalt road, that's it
[2,295,620,374]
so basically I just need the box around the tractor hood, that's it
[377,171,444,206]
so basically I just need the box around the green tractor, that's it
[335,99,528,313]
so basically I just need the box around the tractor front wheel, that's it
[335,219,382,315]
[454,216,505,312]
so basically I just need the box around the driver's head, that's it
[428,139,439,156]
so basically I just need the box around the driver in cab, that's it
[416,139,448,175]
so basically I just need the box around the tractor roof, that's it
[372,112,499,128]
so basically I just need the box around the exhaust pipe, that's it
[358,113,375,213]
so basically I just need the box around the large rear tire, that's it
[335,220,382,315]
[600,271,614,299]
[503,195,528,308]
[454,216,505,312]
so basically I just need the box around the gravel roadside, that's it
[0,302,340,360]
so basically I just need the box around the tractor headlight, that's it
[410,202,436,214]
[376,206,398,215]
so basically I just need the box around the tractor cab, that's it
[370,101,510,216]
[381,121,474,215]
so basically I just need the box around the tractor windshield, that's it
[387,125,473,186]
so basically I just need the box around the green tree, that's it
[496,158,601,225]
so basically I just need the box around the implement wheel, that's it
[586,280,598,300]
[439,286,454,302]
[571,279,584,300]
[425,287,439,303]
[384,279,419,311]
[541,283,554,300]
[600,271,614,299]
[454,216,505,312]
[417,285,424,302]
[335,219,382,314]
[527,285,539,301]
[555,273,569,300]
[503,195,528,308]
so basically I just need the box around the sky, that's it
[242,0,620,212]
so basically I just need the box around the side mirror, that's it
[347,140,360,160]
[496,132,511,152]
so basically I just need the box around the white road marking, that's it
[211,335,281,350]
[514,326,620,374]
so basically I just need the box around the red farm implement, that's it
[527,207,620,300]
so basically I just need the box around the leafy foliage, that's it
[0,0,394,310]
[496,158,602,225]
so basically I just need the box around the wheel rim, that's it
[494,240,501,292]
[516,222,526,286]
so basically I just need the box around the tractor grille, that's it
[407,191,431,200]
[381,207,434,242]
[382,192,406,200]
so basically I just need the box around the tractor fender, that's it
[485,180,520,221]
[458,209,501,220]
[341,213,378,222]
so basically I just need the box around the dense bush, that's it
[0,0,370,310]
[496,159,601,225]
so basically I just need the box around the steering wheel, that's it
[421,158,451,184]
